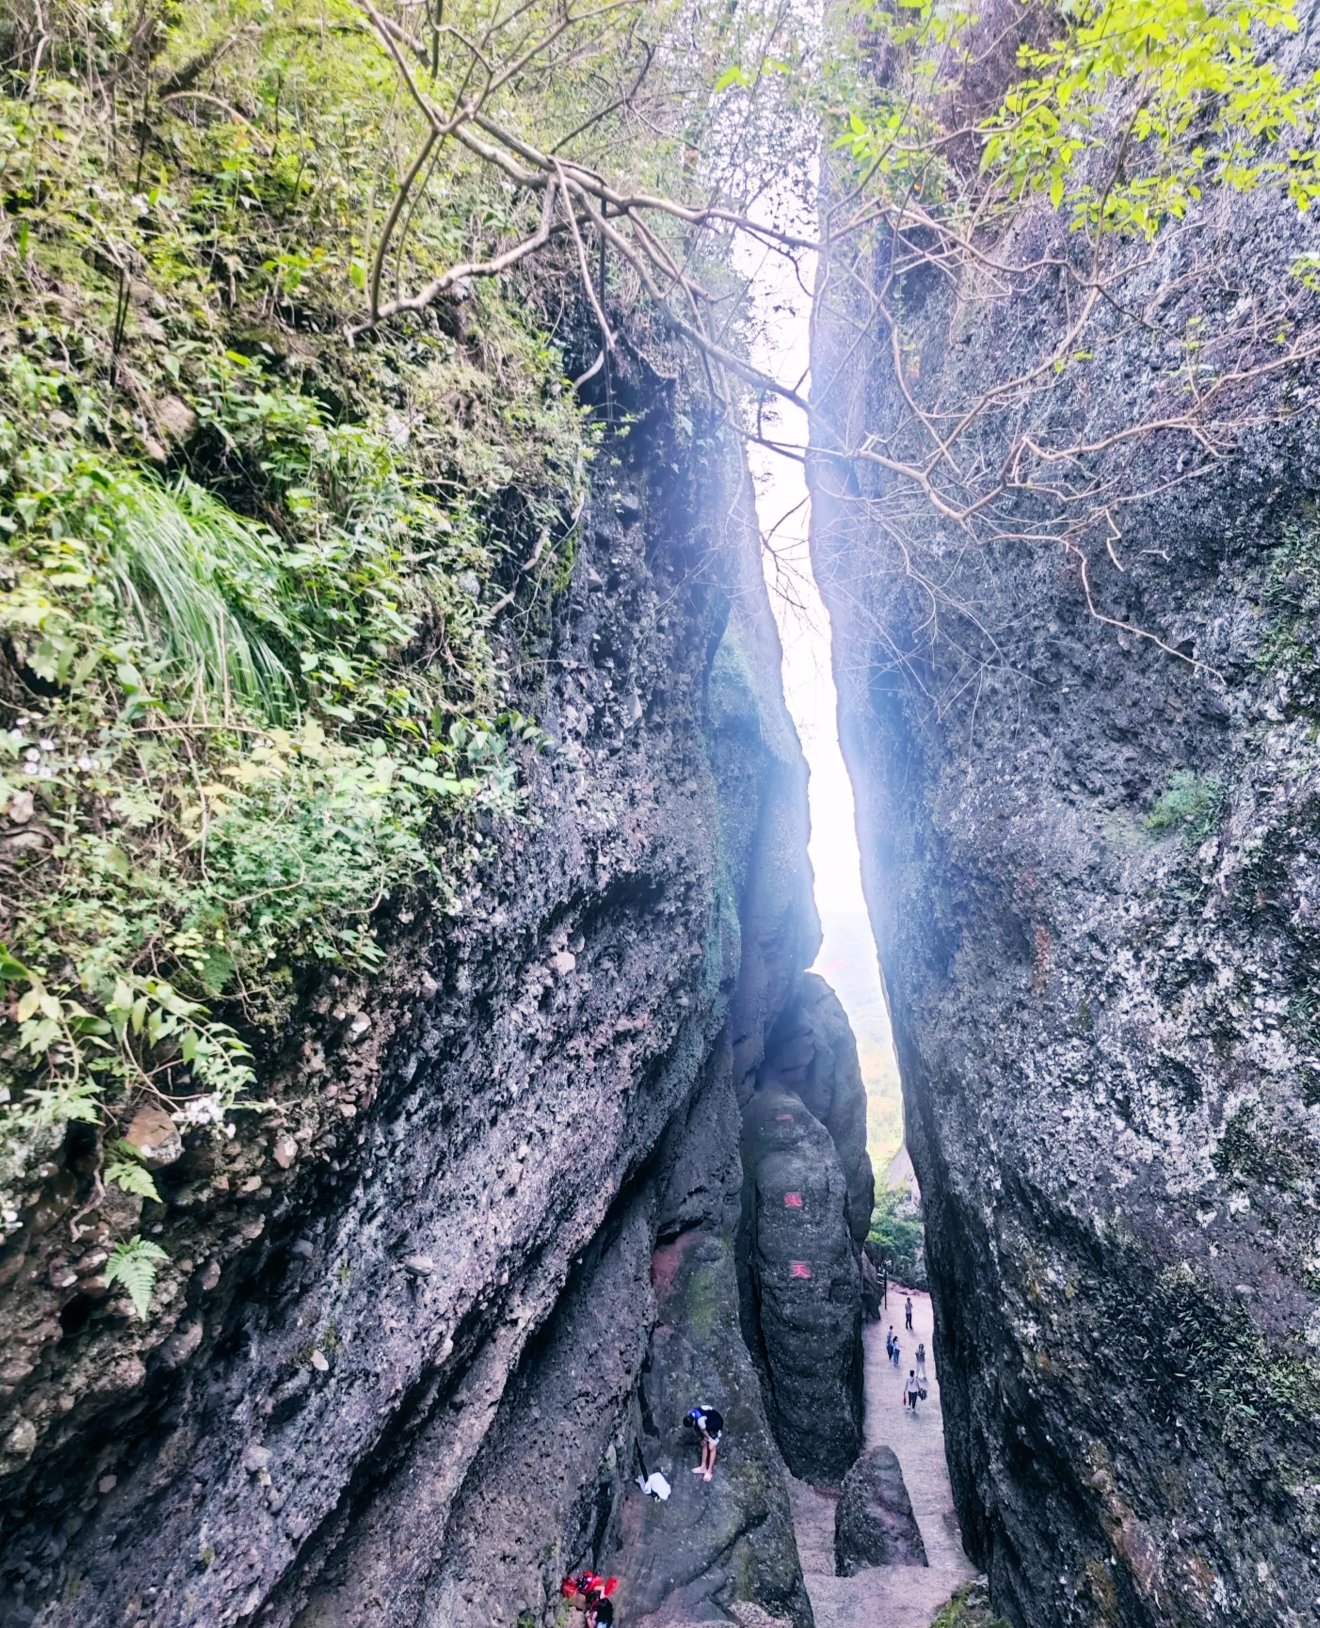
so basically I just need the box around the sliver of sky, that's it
[735,178,904,1172]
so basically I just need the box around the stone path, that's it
[788,1287,976,1628]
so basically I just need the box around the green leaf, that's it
[105,1237,169,1320]
[105,1160,162,1203]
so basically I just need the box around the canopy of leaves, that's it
[836,0,1320,238]
[987,0,1320,236]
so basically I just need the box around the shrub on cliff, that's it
[0,0,601,1220]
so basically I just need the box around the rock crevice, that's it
[0,399,866,1628]
[811,27,1320,1624]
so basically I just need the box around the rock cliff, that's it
[0,381,843,1627]
[738,1086,864,1484]
[811,12,1320,1625]
[763,975,875,1248]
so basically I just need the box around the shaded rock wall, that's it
[811,29,1320,1628]
[0,390,825,1628]
[738,1086,863,1483]
[610,1056,811,1628]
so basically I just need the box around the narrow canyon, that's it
[2,3,1319,1628]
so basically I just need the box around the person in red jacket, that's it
[562,1572,619,1625]
[585,1582,615,1627]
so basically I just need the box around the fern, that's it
[104,1159,161,1203]
[105,1236,169,1319]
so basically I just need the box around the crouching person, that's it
[685,1403,724,1482]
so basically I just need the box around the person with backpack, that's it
[904,1368,921,1412]
[686,1404,723,1482]
[905,1295,914,1332]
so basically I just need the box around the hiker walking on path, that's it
[916,1342,927,1386]
[905,1295,914,1332]
[904,1368,922,1412]
[687,1404,723,1482]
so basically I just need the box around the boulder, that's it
[834,1445,927,1574]
[859,1251,884,1323]
[812,20,1320,1621]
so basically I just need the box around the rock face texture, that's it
[0,388,845,1627]
[763,974,875,1246]
[833,1445,927,1575]
[613,1209,810,1625]
[811,14,1320,1627]
[739,1086,864,1483]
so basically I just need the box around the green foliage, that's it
[104,1235,169,1319]
[932,1580,1011,1628]
[104,1147,163,1203]
[867,1181,926,1287]
[1258,513,1320,706]
[986,0,1320,236]
[0,0,593,1211]
[1212,1102,1309,1185]
[1145,770,1223,842]
[1152,1260,1320,1459]
[686,1259,721,1340]
[838,1,1320,240]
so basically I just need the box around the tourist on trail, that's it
[562,1573,618,1622]
[888,1328,901,1366]
[904,1368,921,1411]
[905,1295,914,1332]
[916,1342,927,1385]
[886,1325,895,1359]
[585,1582,615,1627]
[686,1404,723,1482]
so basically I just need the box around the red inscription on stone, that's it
[775,1114,794,1122]
[783,1192,803,1209]
[789,1261,812,1280]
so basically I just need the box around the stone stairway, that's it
[788,1289,976,1628]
